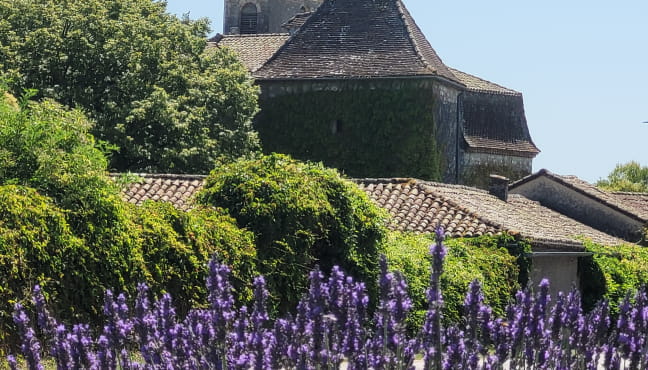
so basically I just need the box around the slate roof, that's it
[511,169,648,222]
[282,11,314,31]
[463,136,540,157]
[357,178,625,250]
[449,68,520,96]
[118,174,206,211]
[117,174,626,250]
[210,33,291,72]
[461,90,540,157]
[253,0,460,82]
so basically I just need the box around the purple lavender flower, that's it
[69,323,96,369]
[31,285,57,339]
[6,355,17,370]
[422,228,446,370]
[443,326,466,370]
[250,276,273,370]
[13,303,44,370]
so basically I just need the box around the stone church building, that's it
[215,0,539,187]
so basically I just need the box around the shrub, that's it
[0,185,129,348]
[196,153,388,312]
[581,240,648,312]
[133,201,259,314]
[384,231,520,326]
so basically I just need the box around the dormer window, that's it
[240,3,258,34]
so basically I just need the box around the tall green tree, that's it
[597,161,648,192]
[0,0,259,173]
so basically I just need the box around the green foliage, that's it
[0,0,260,173]
[134,202,259,314]
[581,241,648,313]
[0,89,261,347]
[384,232,520,328]
[596,161,648,192]
[0,186,84,345]
[256,82,443,180]
[197,153,388,312]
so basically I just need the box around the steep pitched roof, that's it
[253,0,460,82]
[282,11,314,32]
[511,169,648,222]
[357,178,625,249]
[210,33,291,72]
[461,92,540,157]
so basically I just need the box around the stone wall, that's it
[255,78,462,181]
[531,254,581,299]
[460,151,533,188]
[510,176,645,242]
[433,84,461,183]
[224,0,323,34]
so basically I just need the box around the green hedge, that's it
[197,153,388,312]
[134,201,259,314]
[0,185,134,345]
[384,232,521,328]
[581,241,648,313]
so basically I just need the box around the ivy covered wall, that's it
[255,79,458,181]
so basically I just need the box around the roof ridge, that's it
[110,173,207,180]
[395,0,433,74]
[511,169,648,223]
[394,0,461,84]
[223,33,290,38]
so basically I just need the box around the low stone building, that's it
[214,0,539,187]
[119,173,627,298]
[510,169,648,244]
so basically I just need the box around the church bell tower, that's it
[223,0,324,35]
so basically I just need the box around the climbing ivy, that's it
[255,82,444,180]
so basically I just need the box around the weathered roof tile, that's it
[210,33,291,72]
[117,174,627,249]
[253,0,460,81]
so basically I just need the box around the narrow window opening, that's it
[240,3,258,34]
[331,119,343,134]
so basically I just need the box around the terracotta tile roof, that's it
[253,0,460,82]
[116,174,626,249]
[430,182,624,248]
[282,11,314,31]
[449,68,521,96]
[210,33,291,72]
[357,178,626,249]
[117,174,206,211]
[357,178,499,237]
[511,169,648,222]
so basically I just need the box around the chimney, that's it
[488,174,509,201]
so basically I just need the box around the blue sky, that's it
[165,0,648,183]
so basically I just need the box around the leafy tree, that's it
[597,161,648,192]
[197,154,388,312]
[0,0,259,173]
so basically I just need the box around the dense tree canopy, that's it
[597,161,648,192]
[0,0,260,173]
